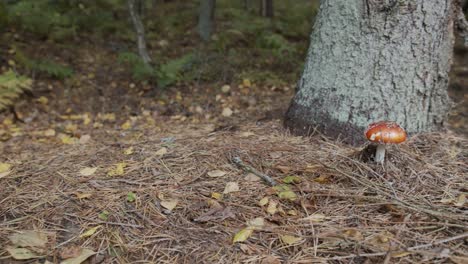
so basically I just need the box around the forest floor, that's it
[0,36,467,263]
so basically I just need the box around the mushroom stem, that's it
[375,144,386,163]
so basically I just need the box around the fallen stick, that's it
[232,156,276,186]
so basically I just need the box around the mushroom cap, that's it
[365,121,407,144]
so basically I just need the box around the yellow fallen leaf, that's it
[124,147,134,155]
[155,147,167,157]
[287,210,297,216]
[278,190,297,201]
[107,163,126,176]
[454,194,466,207]
[93,122,103,128]
[267,200,278,215]
[207,170,227,177]
[83,114,91,126]
[0,163,12,173]
[43,129,56,137]
[160,199,178,211]
[243,78,252,88]
[233,227,254,243]
[65,123,78,133]
[99,113,116,122]
[282,175,302,184]
[75,193,92,199]
[314,175,331,184]
[211,192,223,200]
[59,134,77,144]
[223,182,240,194]
[121,120,132,130]
[79,226,101,238]
[240,131,255,137]
[342,229,364,241]
[79,167,97,176]
[37,96,48,105]
[258,197,269,206]
[280,235,302,245]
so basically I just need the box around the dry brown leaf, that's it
[207,170,227,177]
[275,165,291,173]
[244,173,261,182]
[222,107,233,117]
[8,230,48,250]
[155,147,167,157]
[60,248,95,264]
[160,199,178,211]
[78,135,91,144]
[223,182,240,194]
[280,235,303,245]
[79,167,97,176]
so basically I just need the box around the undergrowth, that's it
[0,70,32,110]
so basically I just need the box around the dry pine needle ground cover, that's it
[0,116,467,263]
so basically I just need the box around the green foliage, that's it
[118,52,195,88]
[5,0,127,40]
[15,50,73,79]
[0,2,8,30]
[256,33,294,56]
[0,70,32,110]
[117,52,154,80]
[156,53,194,88]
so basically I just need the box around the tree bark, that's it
[259,0,273,18]
[198,0,216,42]
[128,0,152,67]
[285,0,459,145]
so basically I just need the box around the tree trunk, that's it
[285,0,460,145]
[259,0,273,18]
[198,0,216,42]
[128,0,152,67]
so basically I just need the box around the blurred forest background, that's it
[0,0,467,133]
[0,0,319,121]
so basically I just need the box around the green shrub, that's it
[15,50,73,79]
[0,70,32,111]
[117,51,195,88]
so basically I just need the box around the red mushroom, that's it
[365,121,407,163]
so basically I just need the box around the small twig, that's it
[329,232,468,260]
[231,156,276,186]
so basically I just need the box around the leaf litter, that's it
[1,117,467,263]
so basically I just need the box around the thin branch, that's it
[231,156,277,186]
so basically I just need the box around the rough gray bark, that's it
[198,0,216,42]
[128,0,152,67]
[259,0,273,18]
[285,0,460,145]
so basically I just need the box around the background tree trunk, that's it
[198,0,216,42]
[285,0,459,145]
[128,0,152,67]
[259,0,273,18]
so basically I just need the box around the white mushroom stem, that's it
[375,144,386,163]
